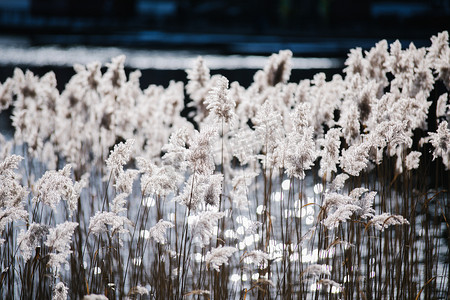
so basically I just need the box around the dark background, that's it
[0,0,448,56]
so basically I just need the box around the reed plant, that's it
[0,32,449,299]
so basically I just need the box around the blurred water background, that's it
[1,0,448,88]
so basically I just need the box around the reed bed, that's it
[0,32,449,299]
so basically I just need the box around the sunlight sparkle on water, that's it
[230,274,240,282]
[239,242,246,250]
[253,234,260,242]
[167,213,175,222]
[256,205,265,215]
[319,248,335,259]
[243,257,253,264]
[283,209,292,219]
[310,283,319,291]
[282,179,291,190]
[302,248,319,263]
[236,215,254,230]
[237,226,245,235]
[194,253,203,262]
[289,252,300,262]
[142,196,155,207]
[331,286,342,294]
[312,282,342,294]
[213,225,219,236]
[140,230,150,239]
[313,183,324,194]
[236,215,245,224]
[133,258,142,266]
[273,191,282,202]
[295,207,307,218]
[244,235,256,246]
[225,229,237,239]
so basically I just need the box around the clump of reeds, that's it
[0,32,449,299]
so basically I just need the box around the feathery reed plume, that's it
[229,126,260,165]
[205,245,237,271]
[0,155,28,244]
[329,173,349,192]
[184,289,211,297]
[176,174,222,210]
[322,204,361,229]
[115,169,139,194]
[241,250,270,267]
[17,223,49,261]
[82,295,108,300]
[88,210,133,236]
[427,31,449,65]
[338,101,361,145]
[189,211,225,247]
[45,221,78,276]
[436,93,449,118]
[88,193,133,244]
[230,170,259,210]
[32,164,84,216]
[344,47,366,77]
[136,157,182,197]
[106,139,135,179]
[350,188,376,219]
[405,151,422,170]
[203,174,223,207]
[368,213,410,231]
[205,75,236,126]
[187,127,218,175]
[148,219,174,244]
[302,264,332,277]
[425,121,450,169]
[253,100,283,169]
[0,78,13,111]
[52,282,68,300]
[284,127,317,180]
[319,128,342,181]
[339,141,370,176]
[317,278,342,289]
[128,285,149,296]
[162,127,192,170]
[186,56,211,107]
